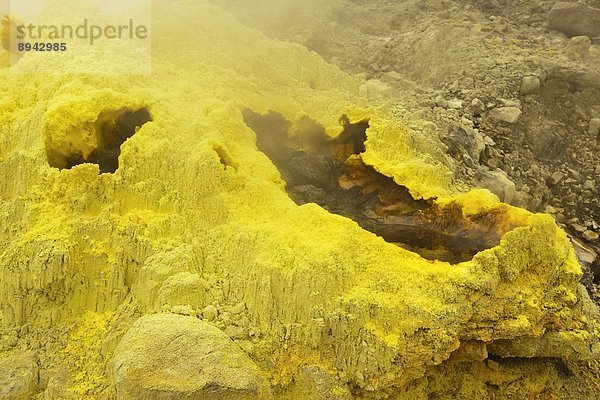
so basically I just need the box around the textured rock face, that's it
[548,3,600,39]
[0,0,599,399]
[283,366,353,400]
[113,314,271,399]
[0,351,38,400]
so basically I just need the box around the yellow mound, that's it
[0,1,598,399]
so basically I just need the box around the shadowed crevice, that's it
[244,109,507,264]
[49,107,152,174]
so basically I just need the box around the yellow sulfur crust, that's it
[0,1,599,399]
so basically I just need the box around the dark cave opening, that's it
[243,109,504,264]
[51,107,152,174]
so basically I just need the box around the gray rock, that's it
[477,169,516,203]
[487,158,499,169]
[548,3,600,38]
[435,95,448,108]
[380,71,417,92]
[114,314,271,400]
[565,36,591,60]
[521,76,541,95]
[483,135,495,146]
[43,368,73,399]
[511,190,531,209]
[566,71,600,91]
[489,107,522,124]
[529,195,543,211]
[443,123,485,162]
[291,184,329,204]
[527,122,566,159]
[563,193,577,204]
[289,153,337,188]
[471,98,485,115]
[571,237,598,266]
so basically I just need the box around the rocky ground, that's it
[215,0,600,302]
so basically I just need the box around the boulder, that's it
[489,107,522,124]
[526,122,566,159]
[470,98,485,115]
[113,314,271,399]
[0,351,38,400]
[477,169,516,204]
[571,237,598,267]
[548,3,600,38]
[568,71,600,91]
[521,76,541,95]
[443,122,485,162]
[564,36,591,60]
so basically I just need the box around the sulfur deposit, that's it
[1,1,600,399]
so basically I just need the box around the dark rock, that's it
[548,3,600,38]
[527,123,566,159]
[288,153,339,188]
[290,185,329,204]
[442,122,485,162]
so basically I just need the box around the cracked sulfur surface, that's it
[0,1,599,399]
